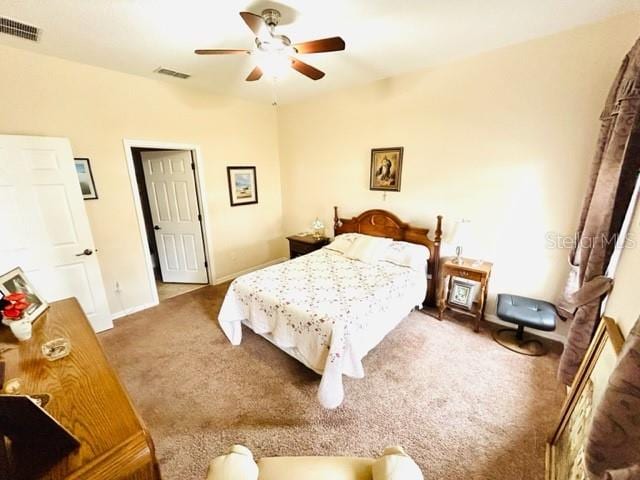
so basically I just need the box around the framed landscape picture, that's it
[74,158,98,200]
[227,166,258,206]
[370,147,403,192]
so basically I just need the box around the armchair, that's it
[206,444,424,480]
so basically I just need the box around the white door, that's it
[0,135,112,332]
[141,150,208,284]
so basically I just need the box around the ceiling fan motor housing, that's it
[261,9,281,28]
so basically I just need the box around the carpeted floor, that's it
[99,283,566,480]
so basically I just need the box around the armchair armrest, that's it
[207,445,259,480]
[372,446,424,480]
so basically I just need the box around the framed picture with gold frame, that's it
[369,147,403,192]
[545,317,624,480]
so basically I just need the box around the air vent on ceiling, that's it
[0,17,40,42]
[155,67,191,79]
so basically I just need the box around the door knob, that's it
[154,225,161,230]
[75,249,94,257]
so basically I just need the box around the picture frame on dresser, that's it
[0,267,48,324]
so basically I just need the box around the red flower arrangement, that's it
[1,292,31,321]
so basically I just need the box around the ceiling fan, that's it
[195,9,345,81]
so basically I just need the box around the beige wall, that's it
[278,13,640,335]
[0,44,286,316]
[1,13,638,328]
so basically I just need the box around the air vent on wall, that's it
[155,67,191,79]
[0,17,40,42]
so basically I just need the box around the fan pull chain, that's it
[271,77,278,107]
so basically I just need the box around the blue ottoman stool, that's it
[493,294,558,356]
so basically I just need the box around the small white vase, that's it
[9,319,32,341]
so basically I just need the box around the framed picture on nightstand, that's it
[448,278,477,310]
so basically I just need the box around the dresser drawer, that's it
[446,267,484,282]
[290,240,317,255]
[287,236,330,258]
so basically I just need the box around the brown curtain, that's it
[586,317,640,479]
[557,37,640,385]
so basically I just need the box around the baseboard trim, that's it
[214,257,288,285]
[111,301,158,321]
[109,258,287,321]
[484,313,567,345]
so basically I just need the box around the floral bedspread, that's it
[218,248,426,408]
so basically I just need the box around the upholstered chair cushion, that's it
[257,456,374,480]
[206,445,259,480]
[371,446,424,480]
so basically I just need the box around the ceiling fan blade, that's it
[293,37,346,54]
[240,11,268,37]
[246,66,263,82]
[290,58,325,80]
[195,49,250,55]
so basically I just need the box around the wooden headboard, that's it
[333,206,443,307]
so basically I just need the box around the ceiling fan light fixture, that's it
[254,50,292,79]
[196,8,342,82]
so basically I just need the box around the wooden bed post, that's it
[333,206,342,230]
[428,215,443,308]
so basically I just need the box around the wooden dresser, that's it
[0,298,160,479]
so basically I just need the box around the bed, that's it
[218,208,443,408]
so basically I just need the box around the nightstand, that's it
[438,257,493,332]
[287,235,330,259]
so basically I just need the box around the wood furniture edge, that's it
[66,431,156,480]
[2,298,160,479]
[545,317,623,478]
[333,206,442,307]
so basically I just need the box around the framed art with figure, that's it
[227,166,258,206]
[370,147,403,192]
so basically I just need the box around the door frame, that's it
[123,139,214,306]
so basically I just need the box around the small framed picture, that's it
[0,267,48,324]
[74,158,98,200]
[448,278,477,310]
[227,166,258,206]
[370,147,403,192]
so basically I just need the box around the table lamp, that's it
[450,219,471,265]
[311,218,325,239]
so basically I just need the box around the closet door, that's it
[141,150,208,284]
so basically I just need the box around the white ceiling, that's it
[1,0,638,104]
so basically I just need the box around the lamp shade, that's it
[450,219,472,247]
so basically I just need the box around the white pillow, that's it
[372,446,423,480]
[325,234,359,254]
[344,235,392,263]
[382,241,430,271]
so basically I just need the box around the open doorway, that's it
[126,143,211,303]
